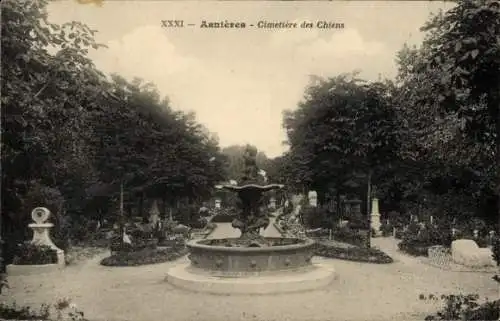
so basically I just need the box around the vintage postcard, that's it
[2,0,499,321]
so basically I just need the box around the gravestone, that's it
[215,199,221,209]
[370,198,382,236]
[308,191,318,207]
[149,200,161,227]
[343,199,362,219]
[269,197,276,209]
[29,207,65,265]
[451,239,496,268]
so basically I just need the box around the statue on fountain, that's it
[218,145,283,244]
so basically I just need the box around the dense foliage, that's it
[1,0,227,263]
[12,243,58,265]
[275,0,500,232]
[314,241,393,264]
[422,294,500,321]
[100,247,188,267]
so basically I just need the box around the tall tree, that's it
[420,0,500,221]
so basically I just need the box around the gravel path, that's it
[3,227,498,321]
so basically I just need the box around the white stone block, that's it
[451,239,496,268]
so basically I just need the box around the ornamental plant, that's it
[12,243,58,265]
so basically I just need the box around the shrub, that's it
[493,236,500,266]
[398,239,429,256]
[283,201,294,215]
[157,235,185,248]
[205,222,217,230]
[211,213,235,223]
[347,215,369,230]
[331,226,367,247]
[188,217,208,229]
[0,302,50,320]
[100,247,188,267]
[422,293,499,321]
[380,221,393,237]
[0,298,87,321]
[301,206,332,229]
[110,237,158,254]
[314,242,393,264]
[398,222,454,256]
[12,243,58,265]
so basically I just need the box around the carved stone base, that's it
[166,262,336,295]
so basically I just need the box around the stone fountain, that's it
[166,145,335,294]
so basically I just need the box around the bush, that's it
[283,201,294,215]
[394,228,404,239]
[397,221,454,256]
[422,293,499,321]
[110,237,158,254]
[314,242,393,264]
[188,217,208,229]
[301,206,332,229]
[158,235,185,248]
[347,215,369,230]
[12,243,58,265]
[493,236,500,265]
[100,247,188,267]
[331,226,367,247]
[398,239,429,256]
[0,302,50,320]
[0,298,87,321]
[211,213,235,223]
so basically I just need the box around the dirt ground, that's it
[3,226,498,321]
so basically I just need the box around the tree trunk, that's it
[496,96,500,240]
[119,182,124,247]
[366,170,372,248]
[139,192,145,221]
[336,190,342,228]
[161,196,167,220]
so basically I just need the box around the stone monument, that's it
[149,200,161,227]
[308,191,318,207]
[370,198,382,236]
[29,207,65,265]
[215,199,221,209]
[451,239,496,268]
[269,197,276,209]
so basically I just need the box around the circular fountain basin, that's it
[166,237,336,294]
[186,237,315,276]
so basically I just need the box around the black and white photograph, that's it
[1,0,500,320]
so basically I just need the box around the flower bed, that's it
[109,238,158,254]
[330,227,368,247]
[314,241,393,264]
[100,246,188,267]
[398,239,430,257]
[12,243,58,265]
[210,214,235,223]
[65,246,109,265]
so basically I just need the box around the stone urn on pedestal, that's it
[7,207,65,276]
